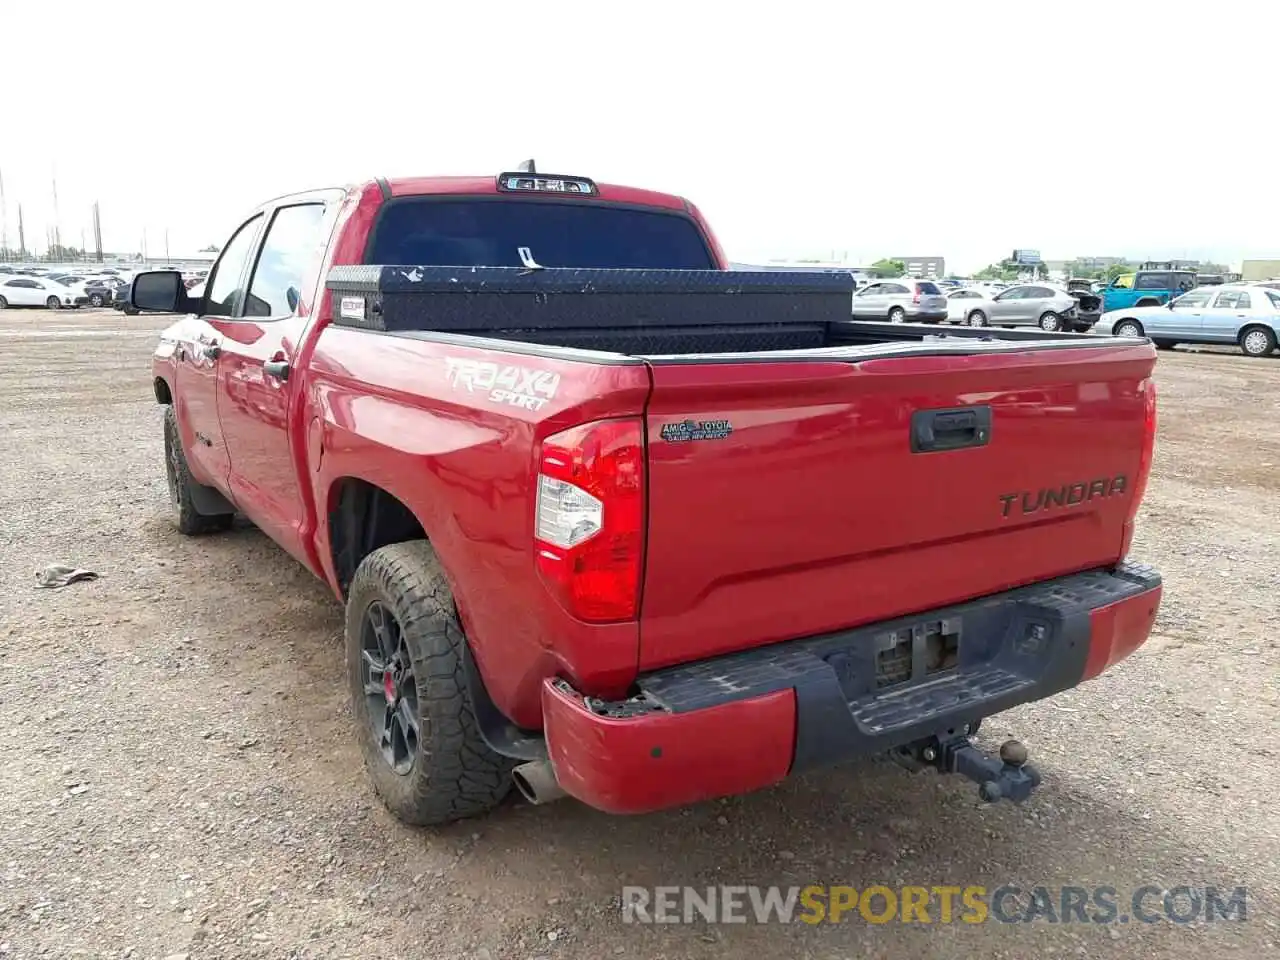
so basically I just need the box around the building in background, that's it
[894,256,944,279]
[1073,256,1127,272]
[1241,259,1280,281]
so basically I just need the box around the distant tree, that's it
[199,244,221,253]
[1104,263,1134,282]
[1199,261,1228,274]
[870,258,906,278]
[43,245,83,262]
[974,261,1020,281]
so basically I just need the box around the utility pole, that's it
[164,228,170,264]
[51,166,62,252]
[17,204,26,259]
[0,167,8,259]
[92,202,103,263]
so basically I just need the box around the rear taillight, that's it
[534,419,644,622]
[912,290,921,304]
[1121,379,1157,556]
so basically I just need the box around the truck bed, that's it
[322,263,1156,673]
[326,265,1118,358]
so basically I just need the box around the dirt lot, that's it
[1,308,1277,960]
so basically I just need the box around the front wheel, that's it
[46,296,61,310]
[1240,326,1277,358]
[966,310,988,327]
[346,541,513,826]
[163,406,234,535]
[1038,312,1062,332]
[1114,320,1144,338]
[89,293,104,307]
[888,307,906,324]
[0,296,7,310]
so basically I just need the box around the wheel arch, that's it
[153,376,173,405]
[326,476,433,601]
[1114,317,1145,336]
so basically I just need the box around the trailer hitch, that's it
[894,734,1042,804]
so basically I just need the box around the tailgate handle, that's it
[911,406,992,453]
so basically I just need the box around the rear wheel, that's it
[89,293,105,307]
[888,307,906,324]
[1240,326,1277,358]
[46,296,60,310]
[1153,339,1177,350]
[1114,320,1144,338]
[163,406,235,535]
[346,541,513,825]
[0,296,7,309]
[1038,311,1062,332]
[966,310,988,327]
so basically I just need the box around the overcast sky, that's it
[2,1,1276,271]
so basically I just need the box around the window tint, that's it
[1135,273,1171,291]
[885,283,910,295]
[1028,286,1053,298]
[1234,291,1252,309]
[1214,291,1239,309]
[204,215,263,317]
[859,284,881,295]
[998,287,1025,300]
[917,281,942,295]
[367,199,714,269]
[1172,290,1211,308]
[243,204,326,318]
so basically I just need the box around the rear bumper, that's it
[542,561,1161,814]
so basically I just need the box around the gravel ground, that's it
[0,309,1277,959]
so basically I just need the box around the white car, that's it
[945,288,992,323]
[0,275,88,309]
[1094,284,1280,357]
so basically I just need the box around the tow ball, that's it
[893,734,1042,804]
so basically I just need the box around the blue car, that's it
[1094,284,1280,358]
[1101,270,1198,313]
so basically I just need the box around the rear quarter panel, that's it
[306,329,651,727]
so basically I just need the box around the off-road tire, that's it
[346,541,513,826]
[163,406,234,535]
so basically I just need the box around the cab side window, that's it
[243,204,327,318]
[204,215,264,318]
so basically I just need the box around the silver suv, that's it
[852,278,949,323]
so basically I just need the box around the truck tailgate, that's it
[639,343,1156,670]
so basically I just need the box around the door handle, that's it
[263,359,291,382]
[911,405,993,453]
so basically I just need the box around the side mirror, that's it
[131,270,188,313]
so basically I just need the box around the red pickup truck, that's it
[139,167,1162,825]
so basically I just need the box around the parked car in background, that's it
[953,284,1083,331]
[84,277,128,307]
[1064,279,1103,329]
[0,275,88,309]
[1095,284,1280,357]
[1249,279,1280,291]
[1101,270,1197,313]
[851,278,948,323]
[945,287,991,325]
